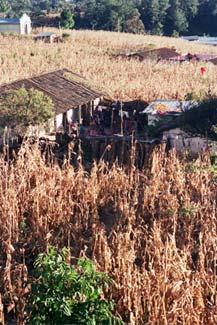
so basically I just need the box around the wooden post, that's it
[111,109,114,131]
[78,105,82,124]
[90,101,93,117]
[120,101,123,136]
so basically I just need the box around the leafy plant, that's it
[60,8,74,29]
[0,86,54,136]
[26,246,122,325]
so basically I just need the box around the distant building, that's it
[118,47,180,62]
[34,32,62,43]
[0,14,31,35]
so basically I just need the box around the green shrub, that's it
[26,246,122,325]
[62,32,71,39]
[0,86,54,136]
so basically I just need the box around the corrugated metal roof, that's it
[181,36,199,41]
[0,69,102,115]
[142,100,198,115]
[35,32,56,37]
[0,18,19,24]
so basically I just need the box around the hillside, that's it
[1,29,217,102]
[0,30,217,325]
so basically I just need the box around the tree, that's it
[26,246,122,325]
[188,0,217,35]
[163,0,187,35]
[0,0,11,14]
[60,8,74,28]
[138,0,170,34]
[0,86,54,136]
[124,8,145,34]
[181,99,217,141]
[74,0,144,33]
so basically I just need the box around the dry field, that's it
[1,29,217,101]
[0,143,216,324]
[0,30,217,324]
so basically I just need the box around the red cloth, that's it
[200,67,206,75]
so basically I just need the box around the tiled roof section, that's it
[117,47,180,61]
[0,69,102,115]
[208,57,217,65]
[135,47,180,60]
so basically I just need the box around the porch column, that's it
[78,105,82,124]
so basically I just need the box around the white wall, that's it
[163,128,217,155]
[0,24,20,34]
[20,14,31,34]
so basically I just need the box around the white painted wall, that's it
[20,14,32,35]
[0,24,20,33]
[163,128,217,155]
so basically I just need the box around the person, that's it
[71,120,78,137]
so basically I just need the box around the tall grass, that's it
[0,29,217,101]
[0,143,216,324]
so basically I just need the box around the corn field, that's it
[1,29,217,101]
[0,29,217,324]
[0,142,216,324]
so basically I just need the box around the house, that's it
[208,57,217,65]
[141,100,197,126]
[34,32,62,43]
[162,127,217,155]
[169,53,217,63]
[136,48,180,61]
[124,47,180,61]
[0,14,31,35]
[0,69,102,137]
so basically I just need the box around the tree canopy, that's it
[0,86,54,136]
[0,0,216,36]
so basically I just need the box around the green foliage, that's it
[180,98,217,140]
[74,0,145,33]
[26,246,122,325]
[0,0,11,13]
[62,32,71,39]
[0,86,54,136]
[60,8,74,29]
[3,0,217,35]
[124,8,145,34]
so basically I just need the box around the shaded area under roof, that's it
[0,69,102,115]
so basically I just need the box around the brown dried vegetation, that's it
[1,29,217,101]
[0,29,217,324]
[0,142,216,324]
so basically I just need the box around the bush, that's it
[0,86,54,136]
[26,246,122,325]
[62,32,71,39]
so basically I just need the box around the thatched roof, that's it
[0,69,102,115]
